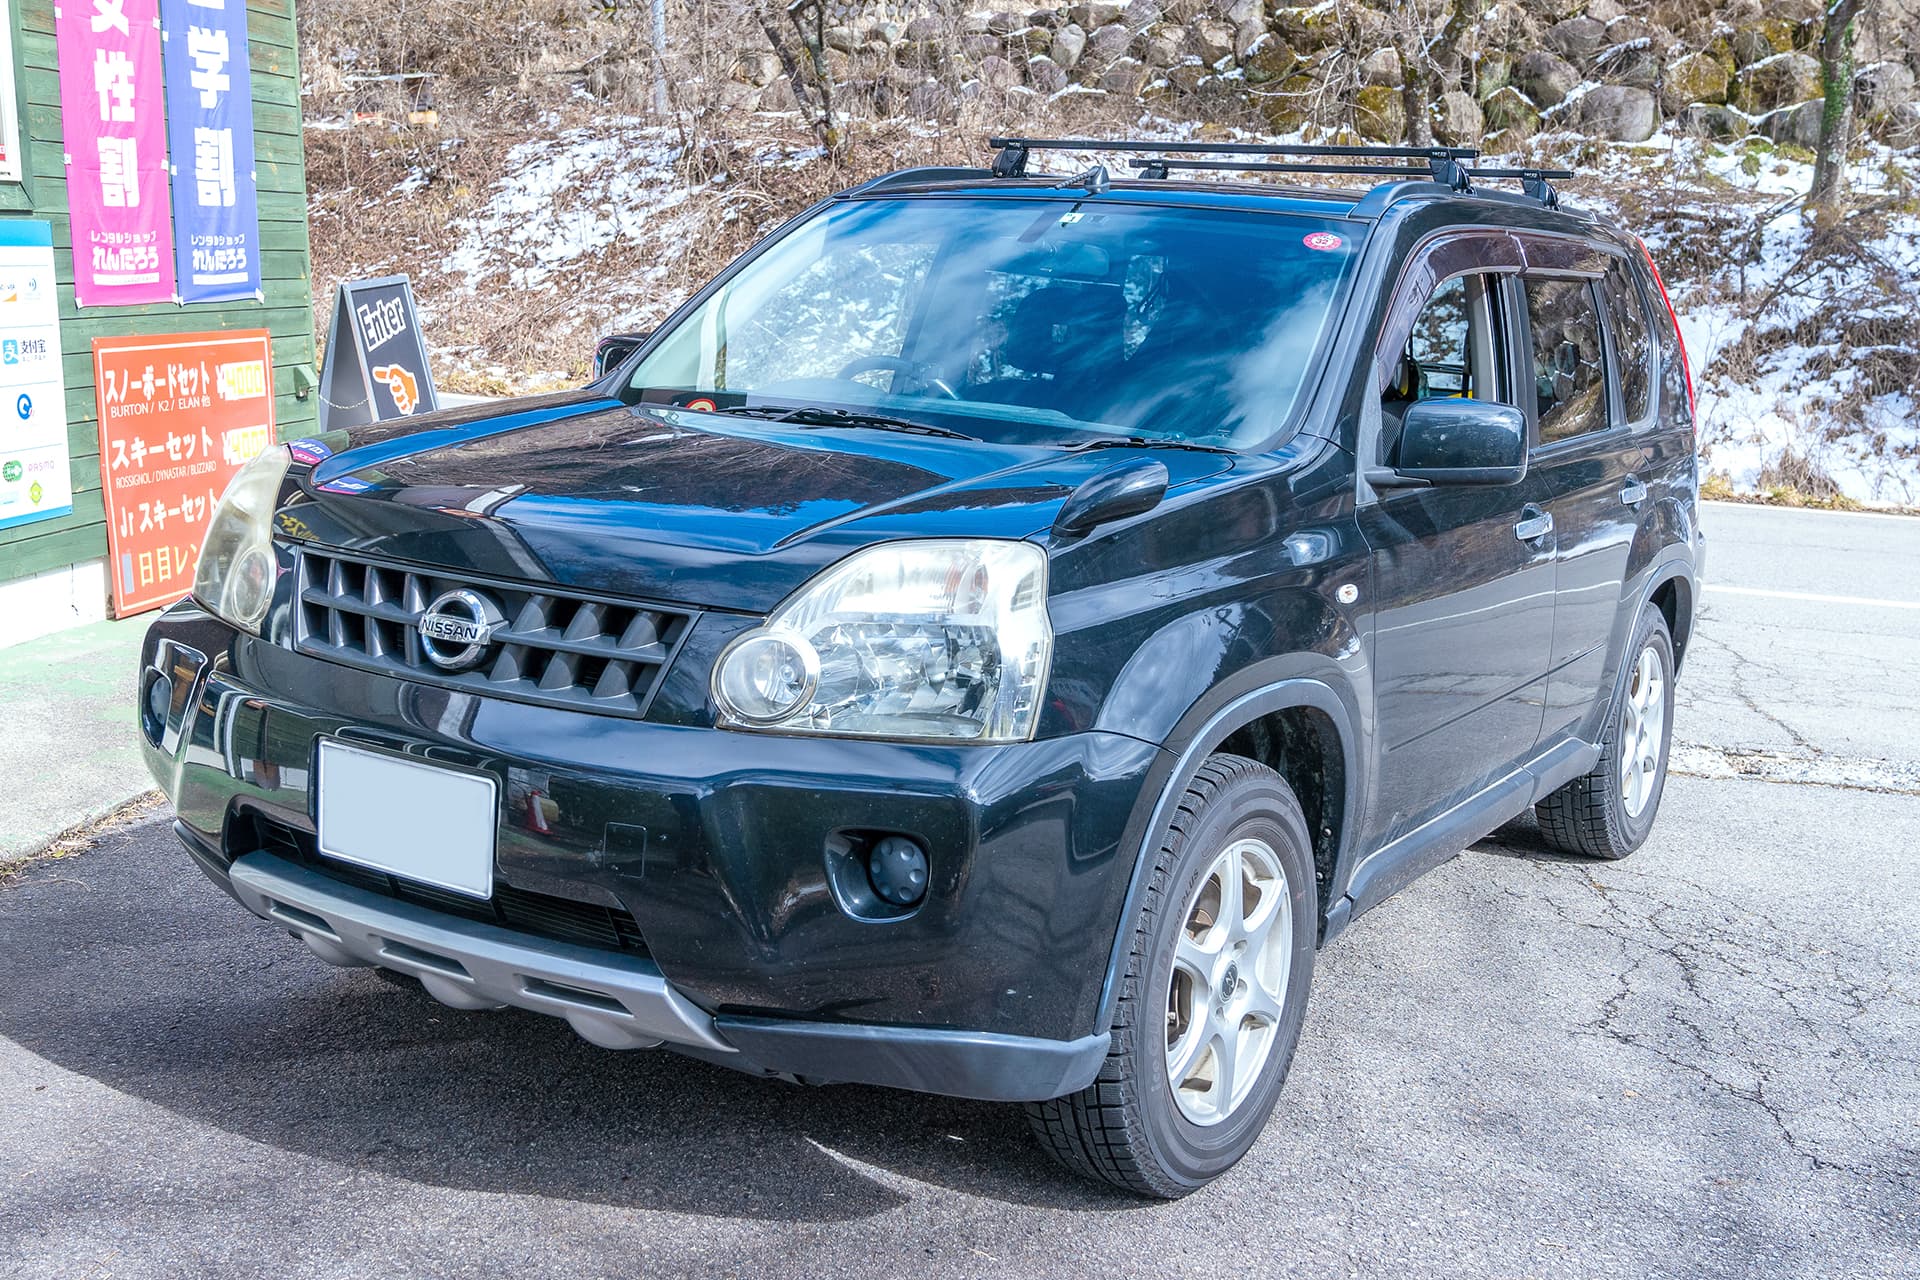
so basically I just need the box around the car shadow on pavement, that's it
[0,824,1143,1222]
[1474,811,1596,863]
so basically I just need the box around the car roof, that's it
[836,169,1612,237]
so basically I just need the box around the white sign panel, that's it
[0,220,72,531]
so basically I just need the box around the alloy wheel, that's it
[1619,645,1667,818]
[1165,837,1292,1126]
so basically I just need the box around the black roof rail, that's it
[988,137,1479,188]
[985,138,1574,208]
[842,166,995,196]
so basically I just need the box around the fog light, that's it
[143,671,173,737]
[867,836,929,907]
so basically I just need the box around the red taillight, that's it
[1637,236,1695,430]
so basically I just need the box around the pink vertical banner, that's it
[57,0,177,306]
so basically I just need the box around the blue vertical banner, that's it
[159,0,262,302]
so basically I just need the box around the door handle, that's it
[1620,476,1649,507]
[1513,507,1554,542]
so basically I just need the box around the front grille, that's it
[292,546,696,718]
[239,812,650,956]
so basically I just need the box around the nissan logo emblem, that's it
[418,588,504,671]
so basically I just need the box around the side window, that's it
[1644,259,1687,422]
[1406,277,1471,396]
[1599,259,1653,423]
[1524,277,1607,445]
[1379,272,1510,462]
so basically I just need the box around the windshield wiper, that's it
[1070,435,1236,455]
[719,403,977,441]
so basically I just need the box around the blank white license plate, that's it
[316,739,498,899]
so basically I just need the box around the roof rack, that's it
[985,138,1572,205]
[989,137,1478,187]
[1463,167,1574,208]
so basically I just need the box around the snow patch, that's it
[442,120,694,290]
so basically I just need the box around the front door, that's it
[1360,264,1555,847]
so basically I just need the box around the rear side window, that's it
[1599,259,1653,423]
[1642,255,1689,423]
[1524,278,1607,445]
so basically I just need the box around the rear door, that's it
[1516,236,1645,745]
[1358,231,1555,846]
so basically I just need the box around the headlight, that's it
[193,445,292,634]
[712,539,1052,742]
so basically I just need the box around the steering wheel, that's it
[836,355,959,399]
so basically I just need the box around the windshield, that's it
[622,196,1360,450]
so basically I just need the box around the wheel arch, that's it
[1092,663,1363,1036]
[1648,569,1694,672]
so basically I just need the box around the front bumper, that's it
[141,601,1159,1101]
[228,850,730,1052]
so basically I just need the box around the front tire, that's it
[1535,609,1676,860]
[1026,754,1316,1198]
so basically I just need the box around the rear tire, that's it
[1536,609,1675,860]
[1026,754,1316,1198]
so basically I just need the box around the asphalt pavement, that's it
[2,501,1916,1280]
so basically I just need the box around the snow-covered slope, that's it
[374,112,1919,507]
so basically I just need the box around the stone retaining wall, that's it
[715,0,1919,149]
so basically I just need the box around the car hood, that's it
[280,391,1236,613]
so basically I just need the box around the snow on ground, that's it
[1564,134,1919,508]
[442,117,695,291]
[1679,201,1920,509]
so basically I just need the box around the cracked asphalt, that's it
[3,501,1916,1280]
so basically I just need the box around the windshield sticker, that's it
[318,475,375,494]
[1303,232,1344,251]
[683,397,718,412]
[286,439,334,466]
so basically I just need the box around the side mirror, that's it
[592,331,652,379]
[1374,399,1527,488]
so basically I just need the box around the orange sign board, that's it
[94,330,276,616]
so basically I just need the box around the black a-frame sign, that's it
[317,275,441,431]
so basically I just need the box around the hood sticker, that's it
[286,438,334,466]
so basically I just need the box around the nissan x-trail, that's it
[140,139,1702,1197]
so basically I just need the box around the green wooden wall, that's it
[0,0,315,587]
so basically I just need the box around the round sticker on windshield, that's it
[684,397,718,412]
[1303,232,1344,251]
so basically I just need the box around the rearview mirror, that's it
[1379,399,1527,487]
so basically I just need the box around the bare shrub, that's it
[1758,448,1845,502]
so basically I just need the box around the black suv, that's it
[139,139,1702,1197]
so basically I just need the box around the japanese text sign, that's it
[0,2,24,182]
[94,330,275,615]
[160,0,262,302]
[57,0,177,306]
[0,222,73,532]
